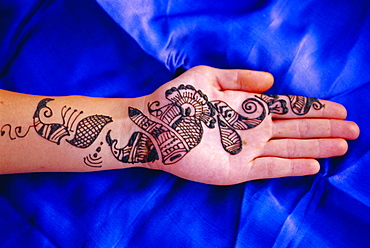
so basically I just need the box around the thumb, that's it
[215,68,274,93]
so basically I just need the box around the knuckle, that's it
[191,65,211,73]
[285,139,297,157]
[298,120,309,138]
[265,158,274,178]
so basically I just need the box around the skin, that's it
[0,66,360,185]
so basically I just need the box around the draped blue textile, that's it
[1,0,369,247]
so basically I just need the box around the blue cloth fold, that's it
[1,0,369,247]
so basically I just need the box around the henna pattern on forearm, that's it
[106,130,159,164]
[1,98,113,167]
[32,98,112,147]
[33,98,81,144]
[1,124,32,140]
[84,141,104,167]
[67,115,113,148]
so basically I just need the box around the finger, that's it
[260,94,348,119]
[273,119,360,140]
[217,69,274,93]
[188,66,274,93]
[261,138,348,158]
[249,157,320,180]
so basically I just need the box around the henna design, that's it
[32,98,112,148]
[258,94,324,115]
[287,95,324,115]
[2,98,113,169]
[1,99,83,143]
[164,85,216,128]
[257,95,288,114]
[129,107,188,164]
[149,85,216,129]
[33,98,77,144]
[84,142,104,167]
[135,85,218,163]
[1,87,326,170]
[211,99,265,130]
[106,130,158,164]
[210,99,266,154]
[67,115,112,148]
[1,124,32,140]
[216,116,242,155]
[108,84,267,165]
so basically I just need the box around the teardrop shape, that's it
[67,115,112,148]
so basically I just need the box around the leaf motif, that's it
[217,116,242,155]
[67,115,112,148]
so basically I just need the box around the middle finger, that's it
[272,119,359,140]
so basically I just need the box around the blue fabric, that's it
[1,0,369,247]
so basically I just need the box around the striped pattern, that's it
[129,107,189,165]
[33,117,70,145]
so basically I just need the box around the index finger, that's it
[258,94,347,119]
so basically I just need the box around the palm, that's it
[140,66,359,185]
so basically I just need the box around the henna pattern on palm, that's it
[258,95,288,115]
[258,94,324,115]
[107,86,325,166]
[212,99,266,154]
[287,95,324,115]
[107,85,267,165]
[106,85,217,165]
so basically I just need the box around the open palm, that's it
[111,66,359,185]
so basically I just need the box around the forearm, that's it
[0,89,146,174]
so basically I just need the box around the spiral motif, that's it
[312,100,325,110]
[41,107,53,118]
[242,98,263,114]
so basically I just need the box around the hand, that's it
[122,66,357,185]
[4,65,357,181]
